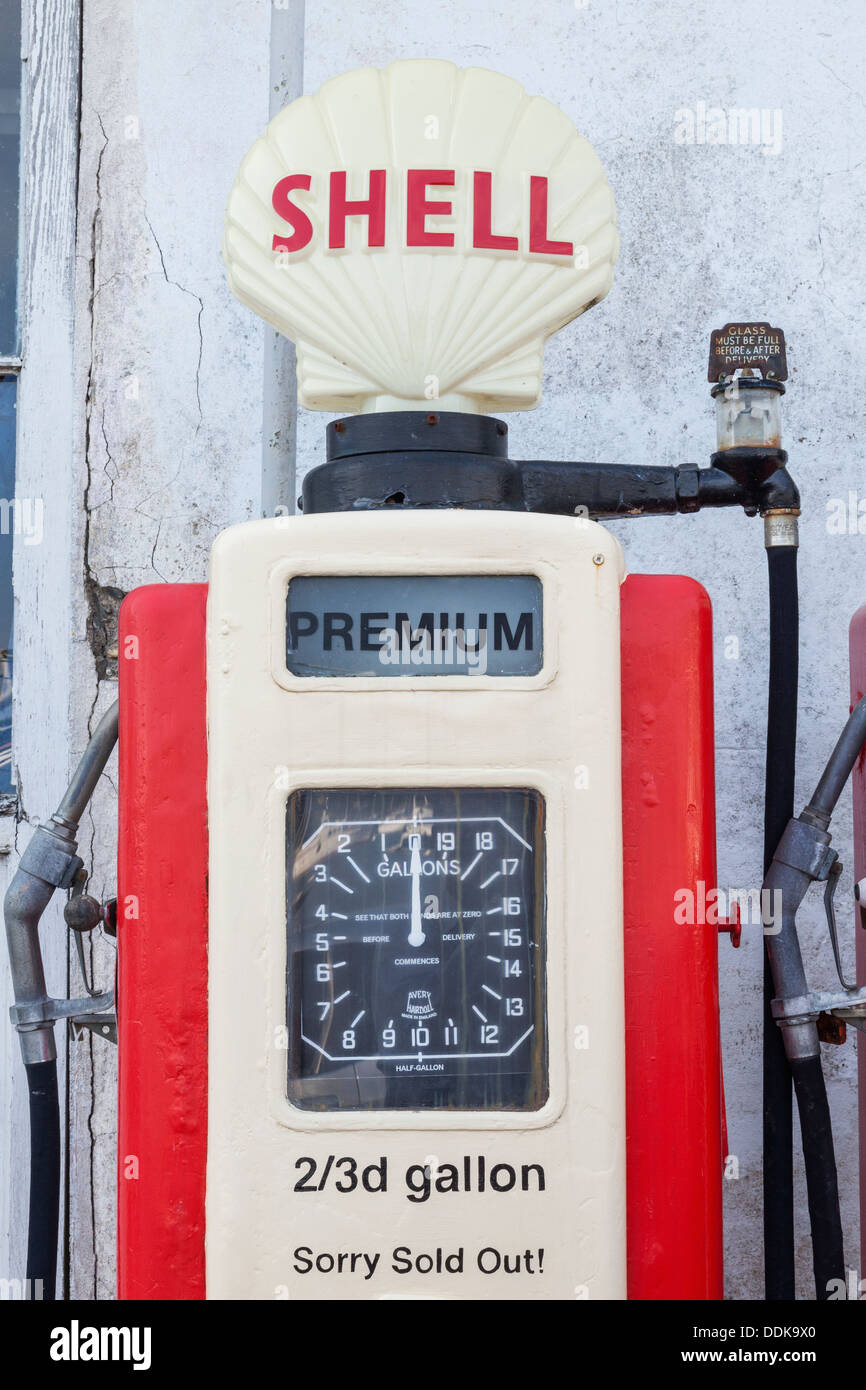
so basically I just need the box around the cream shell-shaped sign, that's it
[223,60,619,414]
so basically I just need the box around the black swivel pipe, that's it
[762,541,798,1300]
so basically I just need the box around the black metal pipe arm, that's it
[518,460,685,516]
[303,439,800,520]
[519,451,799,519]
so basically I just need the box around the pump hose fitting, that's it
[4,702,119,1299]
[762,693,866,1298]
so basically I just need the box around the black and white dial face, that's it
[286,787,546,1111]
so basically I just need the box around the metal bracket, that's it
[69,1012,117,1044]
[10,988,114,1031]
[772,985,866,1032]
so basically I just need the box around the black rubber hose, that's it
[763,543,798,1300]
[25,1059,60,1299]
[791,1056,845,1298]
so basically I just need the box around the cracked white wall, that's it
[2,0,865,1301]
[0,0,299,1298]
[70,0,286,1300]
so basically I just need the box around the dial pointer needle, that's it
[408,841,425,947]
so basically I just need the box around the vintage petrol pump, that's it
[6,60,866,1303]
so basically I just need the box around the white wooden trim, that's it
[0,0,81,1294]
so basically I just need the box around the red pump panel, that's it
[117,574,723,1299]
[849,604,866,1268]
[117,584,208,1301]
[621,574,724,1300]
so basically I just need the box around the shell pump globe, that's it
[222,59,618,416]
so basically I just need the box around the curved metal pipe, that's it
[4,700,119,1299]
[55,702,120,825]
[4,865,62,1064]
[805,694,866,827]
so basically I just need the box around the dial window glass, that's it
[286,787,547,1112]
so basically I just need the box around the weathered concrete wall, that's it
[67,0,275,1298]
[0,0,301,1297]
[67,0,307,1299]
[2,0,864,1300]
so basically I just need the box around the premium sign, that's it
[285,574,543,677]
